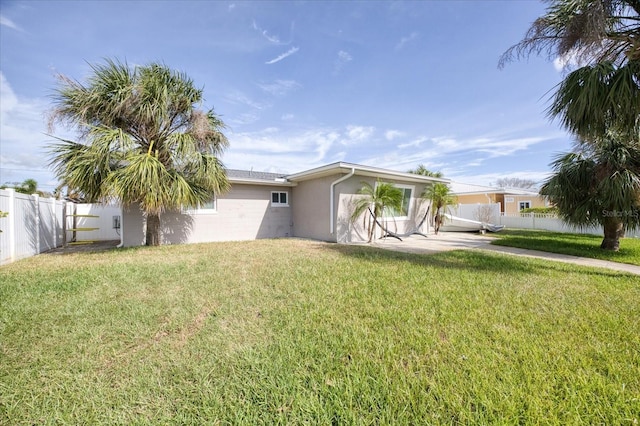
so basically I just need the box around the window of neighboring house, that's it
[185,195,217,214]
[519,201,531,211]
[271,191,289,207]
[382,184,413,219]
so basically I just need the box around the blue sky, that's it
[0,0,572,192]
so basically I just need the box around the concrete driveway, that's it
[370,231,496,255]
[367,231,640,275]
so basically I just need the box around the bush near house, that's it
[520,207,558,214]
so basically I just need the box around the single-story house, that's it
[122,162,447,246]
[449,181,548,214]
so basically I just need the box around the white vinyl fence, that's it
[498,213,640,238]
[451,203,639,238]
[0,189,65,265]
[0,188,122,265]
[498,213,601,235]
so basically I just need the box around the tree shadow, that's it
[160,212,195,245]
[492,231,639,263]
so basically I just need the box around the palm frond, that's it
[547,60,640,139]
[541,132,640,230]
[499,0,639,69]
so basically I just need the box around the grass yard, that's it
[1,239,639,424]
[491,229,640,266]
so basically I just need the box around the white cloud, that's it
[252,20,281,43]
[450,171,551,187]
[553,55,572,72]
[398,136,427,149]
[359,131,554,179]
[257,79,301,96]
[227,112,260,126]
[359,150,435,171]
[0,72,19,116]
[471,136,547,157]
[333,50,353,74]
[385,130,405,141]
[338,50,352,62]
[0,15,21,31]
[395,32,418,50]
[344,125,374,144]
[224,91,266,110]
[433,137,459,149]
[224,127,341,172]
[0,72,56,188]
[553,48,589,72]
[265,47,299,64]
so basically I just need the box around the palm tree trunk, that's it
[434,208,442,235]
[145,212,161,246]
[368,212,375,243]
[600,216,624,251]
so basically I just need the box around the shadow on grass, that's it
[324,242,627,279]
[492,229,640,266]
[39,237,630,279]
[491,236,603,252]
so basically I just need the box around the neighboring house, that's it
[121,162,447,246]
[449,182,548,214]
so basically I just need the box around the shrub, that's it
[520,207,558,214]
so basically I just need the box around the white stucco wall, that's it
[122,184,293,247]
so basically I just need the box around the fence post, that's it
[50,198,57,248]
[7,189,16,263]
[32,194,40,254]
[531,212,536,230]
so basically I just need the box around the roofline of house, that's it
[453,189,540,196]
[285,161,450,184]
[228,177,297,187]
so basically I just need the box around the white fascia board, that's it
[453,189,504,195]
[229,177,297,187]
[287,161,449,184]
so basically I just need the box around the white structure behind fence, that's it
[451,203,639,238]
[452,203,501,224]
[1,188,122,265]
[65,203,122,244]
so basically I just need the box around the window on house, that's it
[519,201,531,211]
[382,184,413,219]
[271,191,289,206]
[185,195,217,214]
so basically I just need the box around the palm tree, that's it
[500,0,639,68]
[48,59,229,246]
[540,132,640,251]
[548,60,640,141]
[501,1,640,140]
[350,181,403,243]
[408,164,444,178]
[18,179,38,195]
[422,183,457,235]
[1,179,41,195]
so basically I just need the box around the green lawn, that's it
[1,239,639,424]
[491,229,640,266]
